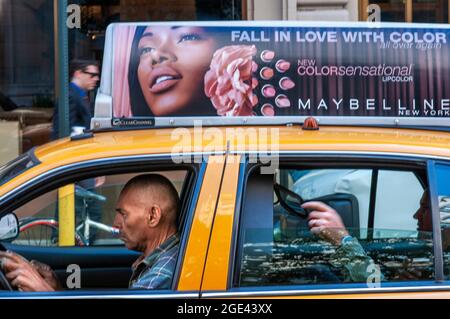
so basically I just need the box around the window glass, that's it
[12,170,187,247]
[237,166,434,288]
[369,0,449,23]
[374,170,424,238]
[369,0,406,22]
[290,169,372,236]
[0,1,243,165]
[435,164,450,280]
[0,1,55,162]
[412,0,449,23]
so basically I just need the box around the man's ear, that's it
[147,205,162,227]
[73,70,81,78]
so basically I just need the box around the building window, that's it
[361,0,450,23]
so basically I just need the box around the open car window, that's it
[0,161,200,291]
[12,170,187,247]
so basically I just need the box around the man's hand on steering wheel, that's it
[0,251,57,292]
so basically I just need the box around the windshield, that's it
[0,149,40,186]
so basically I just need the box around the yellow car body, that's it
[1,125,449,298]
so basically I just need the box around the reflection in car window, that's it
[237,167,434,288]
[435,164,450,280]
[0,149,39,186]
[374,170,424,238]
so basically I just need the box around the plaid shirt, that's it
[129,234,180,289]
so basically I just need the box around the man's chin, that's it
[124,242,140,252]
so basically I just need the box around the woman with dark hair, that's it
[128,25,219,116]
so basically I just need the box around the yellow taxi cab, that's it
[0,21,449,299]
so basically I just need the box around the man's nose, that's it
[112,214,121,229]
[413,208,420,220]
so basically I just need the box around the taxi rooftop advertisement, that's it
[109,23,449,120]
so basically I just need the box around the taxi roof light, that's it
[302,117,319,131]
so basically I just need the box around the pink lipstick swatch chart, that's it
[254,49,295,116]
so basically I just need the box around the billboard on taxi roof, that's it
[104,22,449,121]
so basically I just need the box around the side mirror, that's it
[0,213,19,242]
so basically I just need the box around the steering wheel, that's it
[0,244,14,291]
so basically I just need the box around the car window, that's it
[12,170,187,247]
[236,166,433,288]
[290,168,371,237]
[374,170,424,238]
[435,163,450,280]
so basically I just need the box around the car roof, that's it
[34,126,450,161]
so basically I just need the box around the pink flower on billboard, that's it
[204,45,259,116]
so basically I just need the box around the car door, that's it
[0,154,227,298]
[198,155,242,292]
[201,153,450,299]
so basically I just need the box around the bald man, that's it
[0,174,180,291]
[113,174,180,289]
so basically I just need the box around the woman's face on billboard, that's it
[137,26,216,116]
